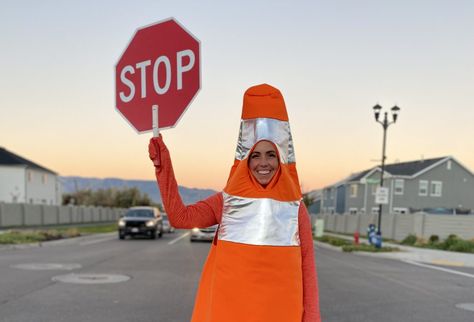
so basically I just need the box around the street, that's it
[0,232,473,322]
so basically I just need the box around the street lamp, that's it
[372,104,400,243]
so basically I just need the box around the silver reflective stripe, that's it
[235,118,295,164]
[218,192,300,246]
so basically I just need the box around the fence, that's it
[315,212,474,241]
[0,202,126,228]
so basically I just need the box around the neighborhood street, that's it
[0,232,473,322]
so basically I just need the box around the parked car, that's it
[118,206,163,240]
[190,225,218,242]
[162,213,175,233]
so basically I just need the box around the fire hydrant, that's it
[353,231,360,245]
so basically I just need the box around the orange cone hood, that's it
[224,84,301,202]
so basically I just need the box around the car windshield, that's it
[125,209,154,218]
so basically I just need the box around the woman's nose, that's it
[259,157,270,166]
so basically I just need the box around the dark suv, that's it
[118,207,163,240]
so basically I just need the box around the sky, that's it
[1,0,473,193]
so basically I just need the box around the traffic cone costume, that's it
[149,84,321,322]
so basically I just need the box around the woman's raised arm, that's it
[149,136,222,229]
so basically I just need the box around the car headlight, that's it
[146,220,155,227]
[192,228,200,232]
[118,219,125,227]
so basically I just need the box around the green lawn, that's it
[0,224,117,245]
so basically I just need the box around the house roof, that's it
[0,147,57,174]
[345,157,450,184]
[382,157,446,176]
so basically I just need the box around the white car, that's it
[162,213,175,233]
[190,225,218,242]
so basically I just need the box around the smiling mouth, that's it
[257,170,271,175]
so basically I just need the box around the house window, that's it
[419,180,428,196]
[42,174,48,184]
[349,208,358,215]
[447,160,452,170]
[350,184,358,198]
[394,179,404,195]
[360,208,366,215]
[371,184,378,195]
[28,171,33,182]
[371,207,379,215]
[430,181,442,197]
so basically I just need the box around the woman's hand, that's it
[148,135,163,168]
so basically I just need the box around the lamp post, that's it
[372,104,400,242]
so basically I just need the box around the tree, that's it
[302,193,314,208]
[62,187,156,208]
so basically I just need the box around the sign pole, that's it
[152,105,159,137]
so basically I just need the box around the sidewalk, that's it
[318,232,474,268]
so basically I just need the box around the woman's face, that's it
[248,140,279,187]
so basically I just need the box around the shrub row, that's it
[401,234,474,253]
[316,235,399,253]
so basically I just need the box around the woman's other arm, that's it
[298,204,321,322]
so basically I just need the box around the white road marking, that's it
[402,259,474,279]
[168,232,190,245]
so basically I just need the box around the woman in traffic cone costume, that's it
[149,84,321,322]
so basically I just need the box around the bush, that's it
[63,228,81,238]
[401,234,417,245]
[315,235,351,247]
[447,240,474,253]
[38,230,63,241]
[443,234,459,249]
[428,235,440,244]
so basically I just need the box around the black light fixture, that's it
[391,105,400,123]
[373,104,382,121]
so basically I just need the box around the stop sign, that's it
[115,18,200,133]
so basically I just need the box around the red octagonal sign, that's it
[115,18,200,133]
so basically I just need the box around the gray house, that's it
[321,156,474,215]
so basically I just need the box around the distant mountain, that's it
[60,176,217,205]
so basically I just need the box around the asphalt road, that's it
[0,232,473,322]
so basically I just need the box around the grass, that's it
[341,244,399,253]
[315,235,399,253]
[0,224,117,245]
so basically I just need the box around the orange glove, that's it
[148,135,164,168]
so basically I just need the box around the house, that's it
[321,156,474,215]
[0,147,61,205]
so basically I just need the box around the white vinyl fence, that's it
[315,212,474,241]
[0,202,126,228]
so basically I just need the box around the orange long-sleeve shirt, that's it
[151,137,321,321]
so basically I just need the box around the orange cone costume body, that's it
[150,84,321,322]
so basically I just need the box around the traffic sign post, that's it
[115,18,201,133]
[375,187,389,205]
